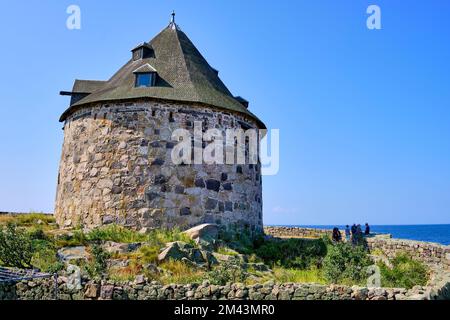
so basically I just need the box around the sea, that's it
[286,224,450,246]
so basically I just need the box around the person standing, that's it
[351,224,357,244]
[345,225,351,242]
[332,227,342,243]
[365,223,370,235]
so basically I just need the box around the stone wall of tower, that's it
[55,100,263,232]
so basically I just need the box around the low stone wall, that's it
[1,277,449,301]
[365,237,450,270]
[264,226,450,270]
[264,226,334,239]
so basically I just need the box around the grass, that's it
[158,260,204,284]
[0,213,56,232]
[108,261,144,282]
[216,246,239,256]
[0,217,431,289]
[84,224,194,246]
[271,266,327,284]
[370,248,385,256]
[378,253,429,289]
[54,224,195,248]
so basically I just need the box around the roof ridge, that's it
[172,27,201,101]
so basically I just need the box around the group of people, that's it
[332,223,370,245]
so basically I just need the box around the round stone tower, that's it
[55,17,265,232]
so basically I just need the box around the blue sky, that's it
[0,1,449,225]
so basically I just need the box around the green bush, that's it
[0,223,34,268]
[84,244,110,279]
[378,253,428,289]
[54,230,87,247]
[254,238,327,269]
[28,226,48,241]
[207,259,247,285]
[31,247,64,273]
[322,242,372,284]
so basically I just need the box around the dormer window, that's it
[135,73,155,87]
[133,64,157,88]
[131,42,154,61]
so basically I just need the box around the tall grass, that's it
[271,266,327,284]
[0,213,55,228]
[158,260,204,284]
[84,225,193,246]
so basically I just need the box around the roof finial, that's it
[168,10,179,30]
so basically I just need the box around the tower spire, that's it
[168,10,179,30]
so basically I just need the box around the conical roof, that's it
[59,21,265,128]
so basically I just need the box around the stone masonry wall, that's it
[264,226,450,270]
[365,237,450,270]
[55,100,263,232]
[264,226,334,239]
[1,278,449,301]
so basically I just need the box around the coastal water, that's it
[290,224,450,245]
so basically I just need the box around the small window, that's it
[135,73,155,87]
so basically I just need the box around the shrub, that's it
[255,238,327,269]
[54,230,87,247]
[322,242,372,285]
[84,244,110,279]
[31,247,64,273]
[28,226,48,241]
[0,223,34,268]
[218,228,263,254]
[378,253,428,289]
[207,259,247,285]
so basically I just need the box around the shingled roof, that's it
[59,20,265,128]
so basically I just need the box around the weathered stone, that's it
[158,241,192,262]
[205,198,218,210]
[183,224,219,241]
[100,285,114,300]
[103,242,142,255]
[180,207,191,216]
[84,283,99,298]
[55,102,264,233]
[206,179,221,192]
[57,246,89,263]
[225,201,233,212]
[194,178,205,188]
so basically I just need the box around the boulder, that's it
[57,246,89,263]
[103,241,142,255]
[183,224,219,242]
[158,241,193,262]
[158,241,217,268]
